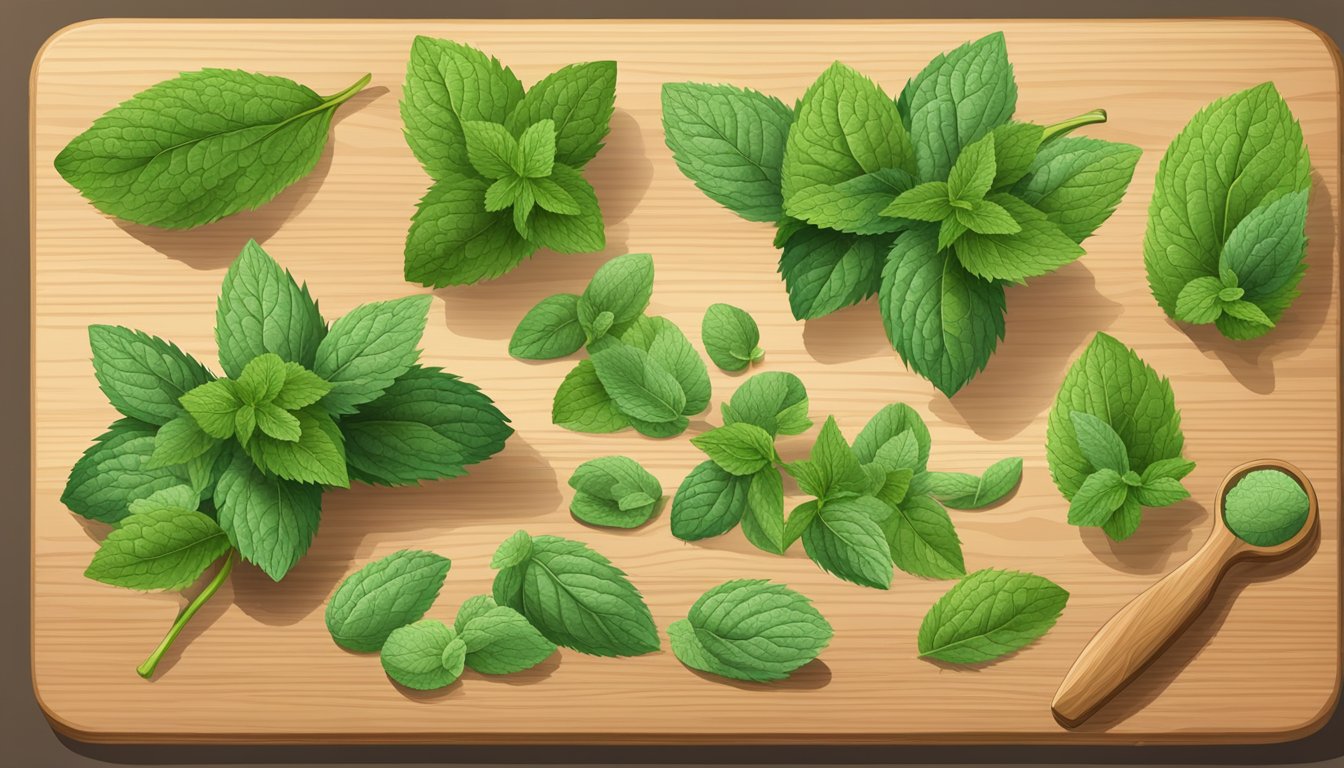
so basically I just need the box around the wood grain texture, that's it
[30,19,1342,745]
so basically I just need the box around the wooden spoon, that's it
[1051,459,1318,729]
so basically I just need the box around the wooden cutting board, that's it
[29,19,1341,745]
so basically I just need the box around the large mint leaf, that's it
[509,294,585,360]
[917,569,1068,663]
[952,194,1083,282]
[62,419,189,524]
[552,359,630,433]
[380,619,464,690]
[590,344,686,423]
[84,506,230,591]
[325,549,452,652]
[214,451,323,581]
[312,295,430,415]
[886,494,965,580]
[670,460,751,541]
[777,226,891,320]
[243,407,348,487]
[662,82,793,223]
[1011,136,1140,243]
[521,164,605,254]
[852,404,931,472]
[54,69,366,229]
[88,325,213,425]
[507,61,616,169]
[404,174,535,287]
[801,496,893,589]
[215,240,326,378]
[1214,189,1310,340]
[721,371,812,437]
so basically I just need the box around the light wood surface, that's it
[30,19,1342,744]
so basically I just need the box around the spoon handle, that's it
[1051,531,1239,727]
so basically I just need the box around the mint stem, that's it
[1041,109,1108,142]
[136,551,234,680]
[322,73,372,108]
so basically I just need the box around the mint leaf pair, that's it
[402,37,616,286]
[55,69,369,229]
[1145,84,1312,340]
[1047,334,1195,540]
[663,33,1140,396]
[65,241,512,678]
[701,303,764,372]
[568,456,663,528]
[511,254,711,437]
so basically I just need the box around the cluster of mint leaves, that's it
[402,37,616,286]
[66,241,511,677]
[1047,333,1194,541]
[1145,83,1312,340]
[324,550,556,690]
[55,69,369,230]
[568,456,663,529]
[509,253,711,437]
[671,372,1022,590]
[662,33,1141,395]
[701,303,764,372]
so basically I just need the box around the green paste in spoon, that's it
[1223,469,1309,546]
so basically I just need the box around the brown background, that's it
[6,1,1344,767]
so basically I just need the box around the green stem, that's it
[136,551,234,680]
[321,73,372,109]
[1041,108,1108,143]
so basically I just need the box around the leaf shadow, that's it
[229,435,559,627]
[113,85,389,270]
[683,658,832,691]
[392,678,465,703]
[1078,499,1208,575]
[801,301,891,364]
[930,261,1124,441]
[460,651,562,687]
[1172,171,1336,395]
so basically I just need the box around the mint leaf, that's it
[127,485,200,517]
[462,120,521,179]
[243,407,348,487]
[581,254,654,332]
[215,240,326,378]
[645,320,711,418]
[886,494,965,580]
[1011,136,1140,243]
[782,63,913,235]
[882,181,953,222]
[552,360,630,433]
[523,164,605,254]
[510,294,584,359]
[454,597,557,674]
[1224,469,1310,547]
[702,303,763,372]
[917,569,1068,664]
[1134,476,1191,508]
[661,82,792,223]
[1068,410,1130,473]
[590,344,686,423]
[400,36,524,178]
[234,353,289,406]
[1103,496,1144,541]
[214,451,323,581]
[381,620,465,690]
[274,363,331,411]
[952,194,1083,281]
[880,226,1006,396]
[786,416,867,501]
[85,507,230,591]
[739,469,787,554]
[1067,469,1129,526]
[55,69,367,229]
[670,460,751,541]
[801,496,893,589]
[720,371,812,437]
[404,173,534,286]
[988,122,1043,187]
[147,413,219,470]
[852,403,931,471]
[313,295,430,415]
[507,61,616,169]
[568,456,662,529]
[325,549,452,652]
[1220,189,1309,302]
[691,423,777,477]
[516,119,558,178]
[783,501,820,549]
[491,532,659,657]
[88,325,214,426]
[777,227,889,320]
[1141,457,1196,484]
[946,132,996,203]
[1175,276,1226,324]
[62,419,189,524]
[668,579,832,683]
[955,198,1020,236]
[914,457,1023,509]
[181,380,242,439]
[343,366,512,486]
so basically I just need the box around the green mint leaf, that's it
[325,549,451,652]
[881,181,953,222]
[273,363,332,411]
[146,413,218,469]
[506,61,616,169]
[917,569,1068,664]
[62,419,189,524]
[1175,276,1226,324]
[1224,469,1310,547]
[852,404,932,472]
[579,307,615,345]
[215,451,324,581]
[491,533,659,657]
[380,620,464,690]
[869,430,922,476]
[739,469,787,555]
[1140,457,1196,484]
[692,423,777,477]
[952,194,1084,282]
[215,240,326,377]
[55,69,367,229]
[1218,189,1309,328]
[915,457,1024,509]
[243,406,348,487]
[552,359,630,434]
[1068,410,1131,473]
[491,531,533,569]
[787,416,867,501]
[885,494,965,580]
[181,379,242,439]
[342,366,512,486]
[1221,299,1276,328]
[937,215,970,251]
[1066,468,1129,527]
[462,120,521,179]
[400,36,524,178]
[946,132,997,203]
[880,226,1005,396]
[721,371,812,437]
[1012,136,1140,242]
[568,456,662,529]
[234,404,258,445]
[404,173,534,287]
[523,164,606,254]
[1144,83,1310,335]
[235,353,289,405]
[640,323,710,419]
[701,303,762,372]
[781,62,913,235]
[530,175,580,214]
[510,293,585,359]
[1134,476,1191,508]
[127,485,200,517]
[582,253,654,329]
[516,119,557,178]
[590,344,687,423]
[783,501,820,549]
[670,460,751,541]
[988,122,1043,187]
[455,597,557,675]
[1047,333,1191,540]
[84,507,230,591]
[668,579,833,683]
[802,495,894,589]
[955,198,1020,236]
[312,295,430,415]
[903,32,1017,181]
[661,82,792,223]
[484,175,527,212]
[777,227,889,321]
[88,325,214,426]
[1102,496,1144,541]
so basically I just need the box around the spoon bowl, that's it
[1214,459,1319,561]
